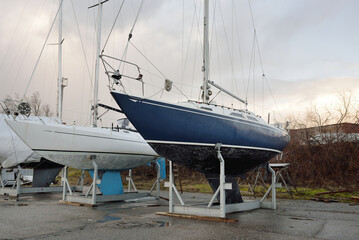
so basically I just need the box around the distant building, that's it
[289,123,359,145]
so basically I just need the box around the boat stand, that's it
[164,144,281,219]
[60,158,159,206]
[149,159,166,199]
[238,166,268,196]
[269,163,298,198]
[0,167,64,200]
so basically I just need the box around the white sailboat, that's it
[6,0,158,171]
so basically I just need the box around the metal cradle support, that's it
[0,166,64,199]
[150,160,162,199]
[61,156,151,206]
[126,169,137,192]
[164,143,281,219]
[0,172,4,189]
[165,160,185,213]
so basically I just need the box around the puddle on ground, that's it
[97,215,122,223]
[158,221,171,227]
[145,204,161,207]
[15,203,28,206]
[1,202,28,207]
[115,220,171,229]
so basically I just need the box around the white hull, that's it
[5,119,158,170]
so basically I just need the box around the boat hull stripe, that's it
[147,140,282,153]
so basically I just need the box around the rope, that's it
[102,0,125,53]
[23,0,64,99]
[147,88,165,99]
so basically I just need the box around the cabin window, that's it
[200,107,212,111]
[247,116,258,122]
[230,112,244,118]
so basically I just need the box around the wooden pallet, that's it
[59,200,96,207]
[156,212,237,223]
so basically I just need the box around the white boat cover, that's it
[6,118,158,170]
[0,114,61,168]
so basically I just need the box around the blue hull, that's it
[111,92,289,175]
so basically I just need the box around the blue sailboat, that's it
[106,0,289,203]
[110,92,289,176]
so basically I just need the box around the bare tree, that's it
[305,105,332,128]
[27,92,42,116]
[41,104,53,117]
[335,90,355,124]
[1,92,53,117]
[282,90,359,188]
[1,94,21,113]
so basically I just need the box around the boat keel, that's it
[205,173,243,204]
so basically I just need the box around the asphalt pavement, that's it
[0,190,358,240]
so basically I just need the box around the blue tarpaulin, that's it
[156,157,166,179]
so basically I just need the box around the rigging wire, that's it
[0,0,29,80]
[82,0,92,126]
[247,0,283,120]
[23,0,64,98]
[246,30,256,102]
[101,0,125,53]
[252,30,256,113]
[231,0,234,107]
[70,0,93,88]
[190,0,201,99]
[173,84,191,101]
[141,67,198,90]
[233,0,247,101]
[208,0,218,83]
[129,40,192,101]
[181,0,185,89]
[188,0,204,101]
[7,0,47,95]
[208,90,222,104]
[193,0,203,61]
[135,3,155,89]
[182,0,198,98]
[119,0,144,69]
[129,41,167,80]
[213,11,223,105]
[217,1,240,102]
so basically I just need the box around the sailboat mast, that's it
[92,0,103,127]
[57,0,63,121]
[202,0,210,103]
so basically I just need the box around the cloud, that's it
[264,76,359,121]
[1,0,358,127]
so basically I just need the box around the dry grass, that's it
[54,165,358,203]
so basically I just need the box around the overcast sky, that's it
[0,0,358,126]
